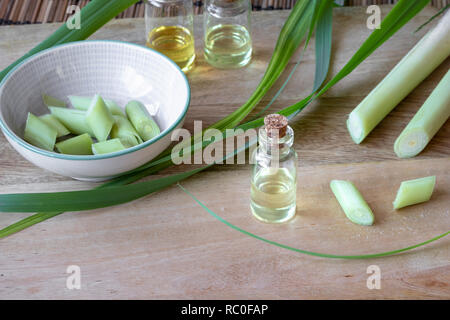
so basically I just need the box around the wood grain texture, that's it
[0,8,449,299]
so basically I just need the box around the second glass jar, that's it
[203,0,252,69]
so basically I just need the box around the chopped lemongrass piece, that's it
[86,95,115,142]
[42,93,66,107]
[111,115,143,148]
[347,10,450,144]
[394,69,450,158]
[24,112,57,151]
[125,100,160,141]
[49,107,94,137]
[92,138,126,155]
[39,114,70,138]
[55,133,93,155]
[330,180,375,226]
[68,95,125,116]
[393,176,436,210]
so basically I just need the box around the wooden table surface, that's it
[0,7,449,299]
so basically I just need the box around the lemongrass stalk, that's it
[347,10,450,144]
[55,133,93,155]
[111,115,143,148]
[39,114,70,138]
[330,180,375,226]
[393,176,436,210]
[42,94,66,108]
[92,138,126,155]
[86,95,115,142]
[394,69,450,158]
[68,95,124,116]
[24,113,57,151]
[49,107,94,137]
[125,100,160,141]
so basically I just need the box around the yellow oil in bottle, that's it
[146,25,196,72]
[204,24,252,68]
[250,167,297,223]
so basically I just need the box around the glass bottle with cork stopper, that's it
[250,114,297,223]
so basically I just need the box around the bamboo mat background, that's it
[0,0,448,25]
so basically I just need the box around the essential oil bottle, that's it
[203,0,252,69]
[250,114,297,223]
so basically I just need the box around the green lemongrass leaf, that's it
[0,137,256,213]
[414,4,449,33]
[178,183,449,259]
[0,0,139,82]
[313,1,333,92]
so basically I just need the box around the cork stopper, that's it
[264,114,288,138]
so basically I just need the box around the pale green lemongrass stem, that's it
[394,69,450,158]
[110,115,143,148]
[68,95,125,116]
[86,95,115,142]
[49,107,94,137]
[330,180,375,226]
[347,9,450,144]
[125,100,160,141]
[55,133,93,155]
[92,138,126,155]
[393,176,436,210]
[42,94,66,107]
[24,113,57,151]
[39,114,70,138]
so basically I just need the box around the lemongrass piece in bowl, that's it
[42,93,66,108]
[69,95,124,116]
[56,133,93,155]
[125,100,160,141]
[39,114,70,138]
[394,69,450,158]
[86,95,115,142]
[24,113,58,151]
[92,138,126,155]
[347,10,450,144]
[111,115,143,148]
[393,176,436,210]
[330,180,375,226]
[49,107,94,137]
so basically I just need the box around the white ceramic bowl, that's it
[0,41,190,181]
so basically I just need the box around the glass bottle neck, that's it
[257,125,294,159]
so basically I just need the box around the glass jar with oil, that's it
[145,0,195,72]
[250,115,297,223]
[203,0,252,68]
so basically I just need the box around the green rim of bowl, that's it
[0,40,191,161]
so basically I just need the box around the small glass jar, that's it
[145,0,196,72]
[203,0,252,69]
[250,115,297,223]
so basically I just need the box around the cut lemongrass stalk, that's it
[394,69,450,158]
[125,100,160,141]
[24,113,57,151]
[393,176,436,210]
[92,138,126,155]
[55,133,93,155]
[86,95,115,142]
[110,115,143,148]
[42,93,66,107]
[330,180,375,226]
[68,95,125,116]
[347,10,450,144]
[39,114,70,138]
[49,107,94,137]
